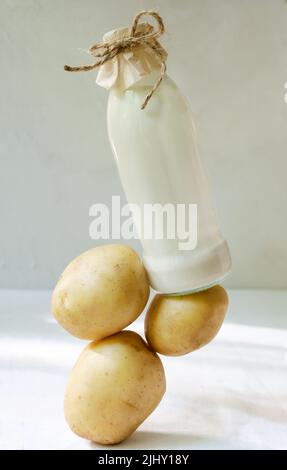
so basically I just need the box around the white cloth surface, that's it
[0,289,286,450]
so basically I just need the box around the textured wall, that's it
[0,0,287,289]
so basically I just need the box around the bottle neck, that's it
[126,68,163,89]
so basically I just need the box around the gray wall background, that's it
[0,0,287,289]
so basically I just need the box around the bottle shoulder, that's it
[108,73,191,115]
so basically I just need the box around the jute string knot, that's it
[64,11,167,109]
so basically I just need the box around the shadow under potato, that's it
[89,430,205,450]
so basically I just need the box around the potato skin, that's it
[52,244,150,340]
[64,331,166,445]
[145,285,228,356]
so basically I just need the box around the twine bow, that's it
[64,11,167,109]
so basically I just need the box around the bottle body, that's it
[107,73,231,293]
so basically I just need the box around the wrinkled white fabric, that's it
[0,290,286,450]
[95,26,167,90]
[96,47,163,90]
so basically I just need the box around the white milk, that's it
[107,70,231,294]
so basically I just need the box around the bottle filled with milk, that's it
[67,12,232,294]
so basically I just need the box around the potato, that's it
[64,331,166,445]
[145,285,228,356]
[52,244,150,340]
